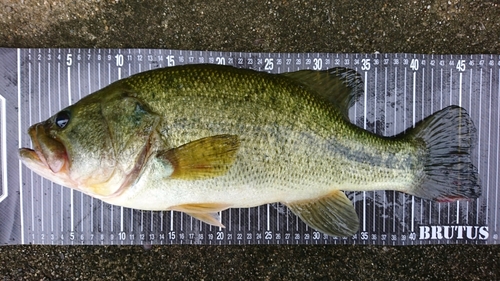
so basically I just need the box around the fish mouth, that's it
[19,123,76,188]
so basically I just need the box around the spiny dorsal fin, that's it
[158,134,240,180]
[281,67,363,119]
[286,190,359,237]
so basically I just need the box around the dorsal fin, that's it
[281,67,363,119]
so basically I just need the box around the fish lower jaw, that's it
[19,153,77,189]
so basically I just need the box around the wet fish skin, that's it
[19,64,480,237]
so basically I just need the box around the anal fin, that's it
[286,190,359,237]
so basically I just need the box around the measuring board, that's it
[0,48,499,245]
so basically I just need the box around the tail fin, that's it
[407,105,481,202]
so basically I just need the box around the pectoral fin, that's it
[286,190,359,237]
[158,134,240,180]
[171,203,230,228]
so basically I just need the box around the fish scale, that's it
[0,48,497,245]
[116,65,418,195]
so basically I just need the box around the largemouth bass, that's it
[19,64,480,237]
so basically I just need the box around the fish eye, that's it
[55,110,70,129]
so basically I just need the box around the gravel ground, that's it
[1,0,499,280]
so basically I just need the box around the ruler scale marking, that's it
[494,66,500,232]
[477,67,483,226]
[4,50,497,245]
[486,71,493,223]
[29,57,34,242]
